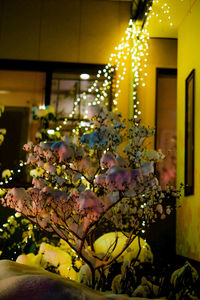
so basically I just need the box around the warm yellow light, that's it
[47,129,55,135]
[80,73,90,80]
[0,90,10,94]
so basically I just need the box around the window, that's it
[50,72,113,120]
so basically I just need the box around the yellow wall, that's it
[176,0,200,261]
[137,38,177,146]
[0,70,45,108]
[0,0,130,65]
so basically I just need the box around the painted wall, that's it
[0,70,45,108]
[137,38,177,146]
[0,0,130,64]
[176,0,200,261]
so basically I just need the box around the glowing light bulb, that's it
[80,73,90,80]
[47,129,55,135]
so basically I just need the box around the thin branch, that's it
[66,165,93,186]
[103,233,119,261]
[96,230,138,270]
[132,232,142,267]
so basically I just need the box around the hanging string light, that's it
[128,0,175,242]
[130,23,150,120]
[148,0,173,26]
[131,0,175,120]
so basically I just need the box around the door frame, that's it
[155,68,177,149]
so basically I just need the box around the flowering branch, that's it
[0,104,180,289]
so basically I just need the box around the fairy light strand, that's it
[132,0,175,120]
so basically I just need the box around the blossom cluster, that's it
[0,104,179,286]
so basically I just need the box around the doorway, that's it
[155,68,177,189]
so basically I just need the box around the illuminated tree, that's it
[0,104,179,289]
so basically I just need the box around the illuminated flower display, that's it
[0,104,180,289]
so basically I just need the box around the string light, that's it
[131,0,175,120]
[148,0,173,26]
[128,0,176,241]
[0,162,27,186]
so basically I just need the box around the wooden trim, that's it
[0,59,104,74]
[185,69,195,196]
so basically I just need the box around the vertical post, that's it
[129,22,134,121]
[45,71,52,106]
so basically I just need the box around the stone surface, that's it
[0,260,164,300]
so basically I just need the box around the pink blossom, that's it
[88,105,101,119]
[77,190,104,213]
[94,174,106,187]
[32,178,47,189]
[44,162,56,175]
[115,154,128,168]
[57,144,74,162]
[23,142,33,151]
[76,190,110,234]
[27,153,37,165]
[68,189,80,202]
[37,160,44,168]
[100,153,116,169]
[2,188,34,217]
[43,149,54,161]
[34,145,43,156]
[96,166,141,191]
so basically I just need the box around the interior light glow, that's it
[80,73,90,80]
[0,90,10,94]
[47,129,55,135]
[39,105,45,110]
